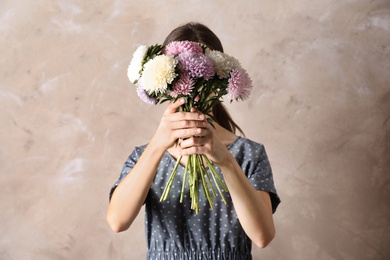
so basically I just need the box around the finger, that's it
[177,129,210,144]
[179,145,205,156]
[179,137,202,149]
[173,127,203,140]
[165,98,185,114]
[171,118,207,130]
[169,111,205,123]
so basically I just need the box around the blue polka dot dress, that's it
[110,137,280,259]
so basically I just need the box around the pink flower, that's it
[227,68,253,101]
[168,73,195,97]
[163,41,203,56]
[178,51,215,80]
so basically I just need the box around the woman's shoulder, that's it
[134,143,148,151]
[229,136,265,150]
[127,143,148,159]
[229,136,269,162]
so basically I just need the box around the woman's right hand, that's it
[151,98,207,151]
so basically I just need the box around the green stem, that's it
[199,158,214,210]
[191,155,199,214]
[204,156,228,192]
[203,155,228,204]
[180,157,189,203]
[202,159,217,198]
[160,155,182,202]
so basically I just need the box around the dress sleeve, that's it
[109,147,141,201]
[247,144,281,213]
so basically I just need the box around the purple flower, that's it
[178,51,215,80]
[168,73,195,97]
[163,41,203,56]
[136,84,157,105]
[227,68,253,101]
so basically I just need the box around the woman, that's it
[107,22,280,259]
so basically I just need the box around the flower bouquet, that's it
[127,41,253,214]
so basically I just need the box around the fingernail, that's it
[199,114,204,119]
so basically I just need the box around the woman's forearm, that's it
[107,100,207,232]
[218,154,275,248]
[106,137,165,232]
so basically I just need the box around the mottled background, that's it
[0,0,389,259]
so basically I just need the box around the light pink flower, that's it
[164,41,203,56]
[178,51,215,80]
[168,73,195,97]
[227,68,253,101]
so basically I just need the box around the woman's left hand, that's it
[177,109,230,166]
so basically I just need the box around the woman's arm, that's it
[218,155,275,248]
[106,138,166,232]
[179,126,276,248]
[106,98,207,232]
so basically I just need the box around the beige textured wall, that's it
[1,0,389,259]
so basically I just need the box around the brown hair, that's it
[163,22,244,136]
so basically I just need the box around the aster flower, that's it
[136,84,157,105]
[140,55,178,94]
[206,49,241,79]
[127,45,148,83]
[227,68,253,101]
[168,73,195,97]
[178,51,215,80]
[164,40,203,56]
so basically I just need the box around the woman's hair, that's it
[163,22,244,136]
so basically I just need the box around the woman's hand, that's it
[151,98,208,151]
[178,118,231,166]
[151,98,231,166]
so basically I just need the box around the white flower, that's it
[205,49,241,79]
[140,55,178,93]
[127,45,148,83]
